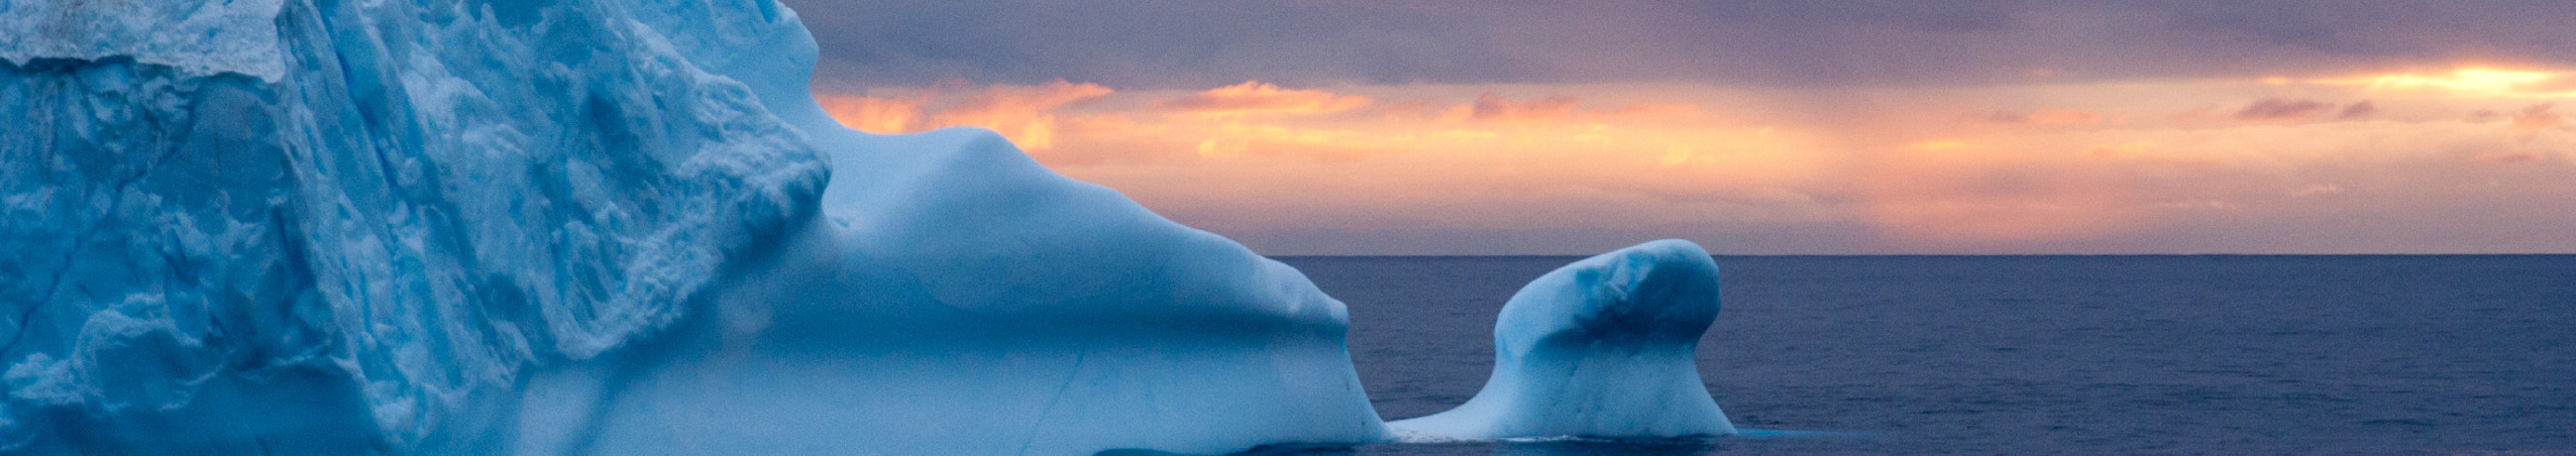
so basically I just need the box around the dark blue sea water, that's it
[1271,256,2576,455]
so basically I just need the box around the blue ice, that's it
[0,0,1739,453]
[1390,240,1735,441]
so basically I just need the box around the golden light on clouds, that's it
[2026,109,2103,125]
[821,79,1112,149]
[2359,68,2551,93]
[1154,80,1371,116]
[2311,67,2576,98]
[1910,140,1971,152]
[819,68,2576,253]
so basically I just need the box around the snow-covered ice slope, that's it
[2,0,1385,453]
[1388,240,1738,440]
[512,2,1387,454]
[516,129,1388,455]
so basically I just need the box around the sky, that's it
[779,0,2576,255]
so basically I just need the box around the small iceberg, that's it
[1390,240,1736,441]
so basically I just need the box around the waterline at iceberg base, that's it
[0,1,1739,454]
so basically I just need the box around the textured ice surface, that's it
[0,0,820,452]
[1,0,1380,453]
[1,0,1726,453]
[0,0,291,80]
[1388,240,1737,440]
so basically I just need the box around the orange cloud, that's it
[816,73,2576,253]
[1861,145,2152,245]
[2330,67,2560,96]
[818,95,926,134]
[1911,140,1972,152]
[2511,103,2564,133]
[1153,80,1370,116]
[1374,99,1446,119]
[820,79,1112,149]
[2028,109,2103,124]
[929,80,1113,149]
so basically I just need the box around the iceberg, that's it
[1,0,1734,454]
[1389,240,1736,440]
[2,0,828,452]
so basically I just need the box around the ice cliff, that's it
[1,0,1732,454]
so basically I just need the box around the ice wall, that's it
[0,0,825,452]
[1388,240,1737,440]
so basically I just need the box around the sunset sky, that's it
[779,1,2576,255]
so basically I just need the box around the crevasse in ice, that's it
[1,0,1734,454]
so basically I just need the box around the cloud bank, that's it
[785,1,2576,254]
[786,1,2576,89]
[817,70,2576,254]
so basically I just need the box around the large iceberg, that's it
[1,0,1734,454]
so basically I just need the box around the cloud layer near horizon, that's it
[781,1,2576,255]
[786,0,2576,90]
[816,68,2576,255]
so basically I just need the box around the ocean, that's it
[1271,256,2576,455]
